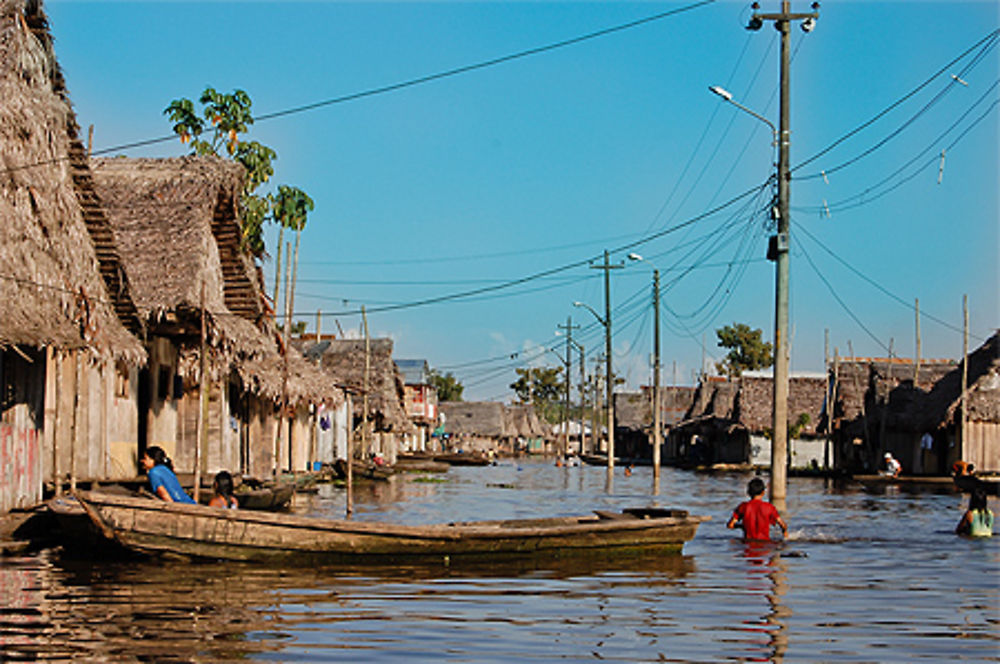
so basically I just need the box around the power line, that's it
[4,1,718,176]
[792,28,1000,177]
[794,231,890,354]
[284,180,769,318]
[791,220,987,343]
[794,82,999,215]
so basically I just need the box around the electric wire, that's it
[793,227,890,354]
[791,220,987,343]
[3,0,718,176]
[792,28,1000,177]
[794,82,999,214]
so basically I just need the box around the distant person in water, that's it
[727,477,788,542]
[208,470,239,509]
[956,488,994,537]
[140,446,196,504]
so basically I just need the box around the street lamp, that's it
[627,253,662,482]
[709,82,790,501]
[573,300,615,472]
[708,85,777,142]
[709,0,818,507]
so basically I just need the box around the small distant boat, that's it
[393,457,451,473]
[333,459,394,481]
[852,474,956,491]
[69,491,709,564]
[432,453,492,466]
[232,484,295,510]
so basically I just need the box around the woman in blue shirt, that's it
[141,446,196,504]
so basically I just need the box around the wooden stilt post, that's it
[194,281,206,503]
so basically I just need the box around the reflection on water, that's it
[3,460,998,663]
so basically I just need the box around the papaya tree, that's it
[164,87,277,256]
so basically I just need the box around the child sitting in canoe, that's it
[956,488,993,537]
[209,471,239,509]
[727,477,788,542]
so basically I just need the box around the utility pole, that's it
[578,342,586,456]
[558,317,579,458]
[748,0,819,506]
[590,251,623,472]
[628,253,662,481]
[652,267,661,481]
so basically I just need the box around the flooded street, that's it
[2,460,998,663]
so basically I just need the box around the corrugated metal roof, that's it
[395,358,430,385]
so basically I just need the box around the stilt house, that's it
[92,156,343,479]
[1,0,145,511]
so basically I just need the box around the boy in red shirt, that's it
[727,477,788,541]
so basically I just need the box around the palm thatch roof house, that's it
[439,401,507,453]
[666,374,828,469]
[614,386,697,462]
[829,356,956,474]
[736,372,829,469]
[302,337,411,463]
[1,0,146,511]
[913,332,999,474]
[92,156,343,478]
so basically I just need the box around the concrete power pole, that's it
[590,250,623,473]
[558,317,579,458]
[749,0,819,505]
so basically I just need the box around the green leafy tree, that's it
[510,366,566,423]
[164,87,278,256]
[429,369,464,402]
[715,323,774,378]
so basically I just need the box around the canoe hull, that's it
[72,491,708,564]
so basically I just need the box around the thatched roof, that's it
[615,386,698,432]
[504,403,546,438]
[615,392,649,431]
[92,157,272,365]
[686,377,738,420]
[0,0,143,361]
[736,374,828,435]
[92,156,340,406]
[302,338,411,431]
[831,357,957,431]
[662,386,697,426]
[235,346,343,406]
[441,401,507,438]
[923,332,1000,426]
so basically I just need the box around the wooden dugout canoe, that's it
[71,491,709,564]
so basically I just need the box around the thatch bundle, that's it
[0,0,143,361]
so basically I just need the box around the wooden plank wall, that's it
[965,421,1000,473]
[42,351,140,487]
[0,419,42,511]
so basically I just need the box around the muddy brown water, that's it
[2,460,997,662]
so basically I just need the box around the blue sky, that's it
[48,1,998,401]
